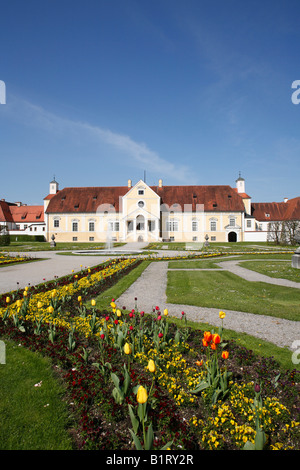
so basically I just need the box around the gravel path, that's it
[117,260,300,351]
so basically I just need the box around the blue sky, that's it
[0,0,299,205]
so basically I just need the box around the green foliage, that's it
[111,364,131,405]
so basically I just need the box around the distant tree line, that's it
[267,220,300,245]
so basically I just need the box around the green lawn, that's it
[168,259,221,269]
[166,270,300,321]
[0,241,125,252]
[0,340,73,450]
[239,259,300,283]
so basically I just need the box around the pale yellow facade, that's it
[45,178,247,244]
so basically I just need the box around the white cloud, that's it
[4,95,194,184]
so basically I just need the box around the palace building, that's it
[42,175,300,245]
[1,175,299,245]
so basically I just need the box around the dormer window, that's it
[138,189,144,195]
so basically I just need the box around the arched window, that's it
[136,215,145,230]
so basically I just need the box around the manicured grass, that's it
[166,270,300,321]
[146,241,297,252]
[168,259,221,269]
[0,241,125,252]
[239,259,300,283]
[0,340,73,450]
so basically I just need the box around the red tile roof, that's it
[0,201,44,224]
[46,185,245,213]
[251,197,300,221]
[0,200,15,223]
[10,205,44,223]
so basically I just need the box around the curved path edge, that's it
[117,261,299,351]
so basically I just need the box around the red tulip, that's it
[222,351,229,359]
[212,334,221,344]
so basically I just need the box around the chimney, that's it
[284,197,288,203]
[128,179,132,188]
[158,179,163,188]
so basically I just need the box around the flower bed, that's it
[0,259,299,451]
[0,253,36,267]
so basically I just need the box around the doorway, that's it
[228,231,237,242]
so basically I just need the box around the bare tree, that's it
[267,221,283,244]
[282,219,300,245]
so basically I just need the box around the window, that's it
[72,222,78,232]
[72,237,78,241]
[192,220,198,232]
[229,218,235,226]
[148,220,155,232]
[127,220,133,231]
[211,236,216,241]
[192,236,198,241]
[210,221,217,231]
[89,237,94,241]
[166,220,179,231]
[108,221,119,231]
[247,220,252,228]
[138,200,145,208]
[138,189,144,195]
[89,222,95,232]
[54,219,59,228]
[136,215,145,231]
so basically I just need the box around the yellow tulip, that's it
[137,386,148,404]
[219,311,226,319]
[164,308,168,316]
[110,301,116,309]
[147,359,156,373]
[23,290,28,297]
[116,309,121,317]
[124,343,132,355]
[37,301,43,309]
[91,299,96,307]
[48,306,54,314]
[6,297,10,304]
[78,296,82,302]
[16,300,22,307]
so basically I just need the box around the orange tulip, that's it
[211,342,217,350]
[203,331,212,343]
[222,351,229,359]
[212,334,221,344]
[202,339,209,347]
